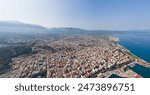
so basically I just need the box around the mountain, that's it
[0,21,127,34]
[0,21,49,34]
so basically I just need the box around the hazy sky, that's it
[0,0,150,30]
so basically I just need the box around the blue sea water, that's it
[109,74,124,78]
[115,31,150,63]
[114,31,150,77]
[130,64,150,78]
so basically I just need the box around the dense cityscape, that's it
[0,21,150,78]
[0,24,149,78]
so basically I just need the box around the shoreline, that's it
[118,41,150,67]
[111,38,150,78]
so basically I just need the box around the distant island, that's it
[0,21,150,78]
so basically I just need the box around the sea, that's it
[109,74,124,78]
[114,31,150,78]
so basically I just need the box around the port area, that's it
[103,46,150,78]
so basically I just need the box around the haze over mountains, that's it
[0,21,49,34]
[1,20,150,47]
[0,20,150,46]
[1,21,149,34]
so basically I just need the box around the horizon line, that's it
[0,20,150,31]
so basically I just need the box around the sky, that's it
[0,0,150,30]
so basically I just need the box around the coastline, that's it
[117,39,150,67]
[113,37,150,78]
